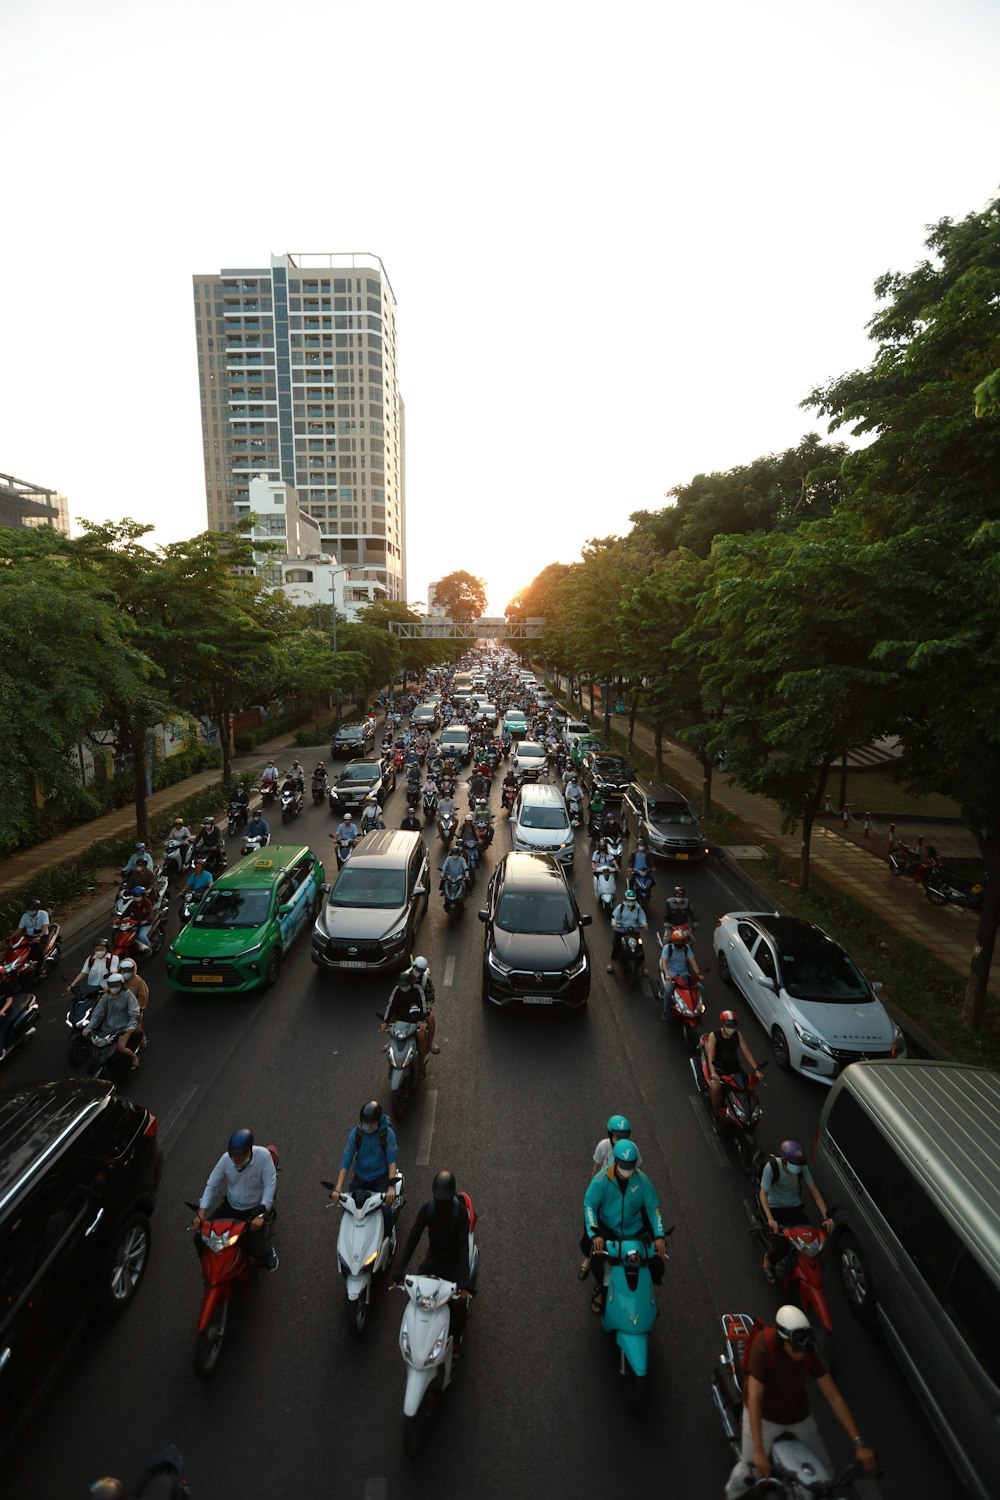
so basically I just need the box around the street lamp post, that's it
[330,566,349,728]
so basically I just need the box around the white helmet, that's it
[775,1305,817,1351]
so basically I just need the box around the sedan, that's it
[581,751,633,801]
[410,704,440,730]
[712,912,906,1083]
[330,721,375,757]
[328,758,396,815]
[479,852,592,1009]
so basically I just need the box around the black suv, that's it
[479,852,592,1010]
[581,751,634,802]
[623,781,709,861]
[330,721,375,757]
[328,757,396,815]
[0,1080,162,1449]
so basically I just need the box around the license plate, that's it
[675,852,689,860]
[337,960,369,968]
[191,974,225,984]
[523,995,554,1005]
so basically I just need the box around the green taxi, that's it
[165,844,325,993]
[571,734,604,768]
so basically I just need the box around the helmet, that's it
[105,972,124,989]
[364,793,377,803]
[606,1113,631,1137]
[398,967,414,987]
[432,1169,456,1201]
[625,890,637,903]
[203,816,215,827]
[779,1140,806,1166]
[132,886,146,897]
[465,812,474,822]
[613,1139,639,1167]
[173,817,184,827]
[117,957,136,977]
[228,1128,254,1159]
[343,812,352,821]
[775,1304,817,1352]
[674,885,686,897]
[412,956,429,975]
[720,1009,738,1031]
[134,842,146,853]
[28,898,41,910]
[88,1481,129,1500]
[238,781,245,789]
[93,935,110,950]
[359,1099,382,1126]
[671,927,687,944]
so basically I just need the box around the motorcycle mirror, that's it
[320,1179,336,1191]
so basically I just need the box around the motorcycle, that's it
[312,772,329,804]
[87,1026,141,1084]
[593,861,617,916]
[711,1314,866,1497]
[1,925,62,995]
[593,1236,666,1410]
[631,866,655,912]
[322,1174,405,1335]
[691,1035,765,1176]
[473,816,494,850]
[655,946,707,1051]
[227,799,248,836]
[334,837,356,869]
[280,786,304,825]
[241,829,269,857]
[162,836,193,884]
[744,1191,833,1332]
[614,929,645,988]
[191,842,226,877]
[395,1230,480,1456]
[259,780,279,808]
[384,1017,422,1120]
[423,787,439,820]
[178,886,204,927]
[115,873,169,922]
[440,868,467,921]
[501,782,517,814]
[604,823,625,864]
[88,1444,191,1500]
[65,982,100,1065]
[405,782,421,810]
[111,900,166,965]
[924,865,987,910]
[437,811,457,848]
[566,796,584,830]
[394,746,407,771]
[0,989,39,1063]
[458,835,481,879]
[186,1145,279,1378]
[589,810,607,840]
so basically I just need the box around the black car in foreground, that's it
[479,852,592,1010]
[330,721,375,757]
[0,1080,162,1451]
[581,751,634,801]
[328,757,396,815]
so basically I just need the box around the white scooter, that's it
[323,1174,404,1335]
[385,1017,422,1121]
[396,1232,480,1457]
[593,860,617,916]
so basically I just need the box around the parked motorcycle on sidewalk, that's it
[924,865,987,910]
[322,1174,405,1335]
[690,1034,765,1176]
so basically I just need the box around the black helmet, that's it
[228,1128,254,1159]
[88,1481,129,1500]
[398,967,415,988]
[432,1169,456,1202]
[359,1100,382,1126]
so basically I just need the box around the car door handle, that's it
[0,1348,11,1375]
[84,1207,104,1238]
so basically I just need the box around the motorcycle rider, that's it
[392,1169,472,1344]
[231,781,250,823]
[192,1129,278,1272]
[584,1139,666,1314]
[331,1100,400,1235]
[360,794,385,833]
[587,787,607,832]
[333,811,359,860]
[69,934,114,994]
[473,798,494,847]
[245,807,270,846]
[121,842,153,878]
[16,899,51,967]
[704,1008,762,1115]
[501,766,518,806]
[468,767,489,805]
[280,769,302,806]
[578,1114,644,1276]
[565,775,585,821]
[288,759,305,789]
[725,1304,877,1497]
[591,836,618,874]
[123,856,154,894]
[83,971,140,1072]
[664,884,697,931]
[606,890,648,974]
[260,759,280,791]
[116,955,149,1049]
[440,847,470,901]
[122,886,154,957]
[627,838,652,876]
[380,967,436,1074]
[169,815,193,849]
[758,1140,834,1284]
[400,808,423,834]
[658,926,702,1018]
[313,759,328,784]
[192,816,224,874]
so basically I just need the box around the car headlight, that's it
[793,1020,834,1057]
[566,951,589,978]
[232,941,264,961]
[384,922,408,945]
[891,1023,906,1056]
[487,950,512,974]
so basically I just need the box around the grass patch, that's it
[832,767,961,820]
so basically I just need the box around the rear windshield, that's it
[568,723,589,734]
[778,942,870,1003]
[497,893,576,933]
[648,799,697,824]
[332,868,407,908]
[520,805,570,830]
[193,887,272,929]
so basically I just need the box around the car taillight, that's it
[716,917,723,926]
[144,1113,158,1137]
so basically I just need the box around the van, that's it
[311,830,429,973]
[812,1060,1000,1500]
[511,783,575,866]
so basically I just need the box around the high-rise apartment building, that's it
[193,253,405,601]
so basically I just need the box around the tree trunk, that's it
[701,754,713,818]
[961,832,1000,1030]
[654,722,664,779]
[588,678,595,716]
[627,690,640,755]
[214,698,233,789]
[130,718,149,842]
[798,761,831,893]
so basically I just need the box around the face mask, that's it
[616,1165,635,1180]
[361,1122,378,1136]
[721,1026,735,1038]
[785,1162,802,1176]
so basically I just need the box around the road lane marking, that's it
[443,955,455,986]
[159,1084,199,1146]
[415,1089,438,1166]
[689,1095,729,1168]
[364,1482,387,1500]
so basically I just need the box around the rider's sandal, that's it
[578,1259,591,1280]
[591,1288,606,1314]
[762,1258,776,1285]
[430,1043,441,1053]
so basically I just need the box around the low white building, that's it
[236,475,387,619]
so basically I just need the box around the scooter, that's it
[594,1236,666,1410]
[87,1027,140,1085]
[65,982,100,1065]
[162,836,193,884]
[423,787,439,820]
[501,782,517,814]
[111,903,166,966]
[441,869,467,922]
[87,1444,191,1500]
[566,796,584,830]
[186,1145,279,1379]
[322,1174,405,1335]
[259,781,279,808]
[924,865,987,910]
[0,990,39,1063]
[334,836,355,869]
[711,1313,868,1497]
[593,861,617,916]
[280,786,304,824]
[178,886,204,927]
[615,929,645,989]
[227,799,248,836]
[241,829,270,857]
[395,1229,480,1457]
[657,948,707,1051]
[1,925,62,994]
[691,1035,765,1176]
[631,866,655,912]
[384,1017,422,1120]
[458,835,481,879]
[405,782,421,810]
[312,772,328,804]
[437,810,457,848]
[604,825,625,864]
[744,1193,833,1332]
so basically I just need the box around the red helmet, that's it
[720,1009,738,1031]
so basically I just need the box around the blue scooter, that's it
[598,1235,667,1408]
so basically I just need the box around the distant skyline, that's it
[2,0,999,613]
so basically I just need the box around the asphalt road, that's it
[2,746,962,1499]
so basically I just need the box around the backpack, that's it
[740,1319,779,1380]
[425,1190,476,1231]
[353,1117,389,1157]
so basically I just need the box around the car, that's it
[512,739,549,783]
[511,783,575,866]
[0,1079,162,1450]
[328,757,396,814]
[502,710,529,739]
[479,852,592,1009]
[165,844,325,992]
[439,726,473,765]
[712,912,906,1083]
[410,704,440,730]
[623,781,709,861]
[535,690,555,709]
[581,751,634,801]
[562,719,592,750]
[330,721,375,757]
[570,734,604,769]
[474,701,499,727]
[312,829,429,972]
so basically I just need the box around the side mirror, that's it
[871,980,883,994]
[579,913,593,927]
[277,902,292,916]
[477,910,488,923]
[318,884,330,898]
[758,975,775,990]
[413,885,426,897]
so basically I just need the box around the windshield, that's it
[341,764,380,782]
[517,745,546,760]
[520,806,570,830]
[496,893,576,934]
[648,799,697,825]
[332,868,407,908]
[338,727,364,739]
[594,759,630,778]
[506,714,527,725]
[192,887,272,929]
[779,943,870,1004]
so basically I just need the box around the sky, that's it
[2,0,999,615]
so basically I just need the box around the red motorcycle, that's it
[663,970,705,1050]
[111,898,165,966]
[188,1145,279,1378]
[393,746,407,771]
[1,926,62,995]
[502,782,517,813]
[745,1202,833,1332]
[690,1035,766,1177]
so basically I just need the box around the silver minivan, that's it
[511,783,575,866]
[813,1060,1000,1500]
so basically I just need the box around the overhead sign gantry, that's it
[387,617,545,641]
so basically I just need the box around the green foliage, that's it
[233,706,315,752]
[431,570,488,623]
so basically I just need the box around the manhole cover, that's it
[723,845,766,860]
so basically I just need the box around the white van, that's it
[511,783,575,866]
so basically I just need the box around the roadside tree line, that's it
[508,195,1000,1032]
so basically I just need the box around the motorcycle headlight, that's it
[793,1020,834,1057]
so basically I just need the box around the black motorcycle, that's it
[311,773,328,805]
[227,799,248,836]
[280,785,304,824]
[0,990,39,1063]
[924,865,987,910]
[65,982,101,1065]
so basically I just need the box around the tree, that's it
[335,620,401,704]
[807,195,1000,1028]
[432,570,487,623]
[277,631,367,732]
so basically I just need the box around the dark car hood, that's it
[492,927,581,970]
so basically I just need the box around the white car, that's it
[511,740,548,783]
[562,719,591,750]
[712,912,905,1084]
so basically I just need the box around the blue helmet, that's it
[228,1128,254,1159]
[613,1139,639,1167]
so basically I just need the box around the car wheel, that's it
[771,1026,791,1070]
[263,948,281,989]
[838,1232,877,1326]
[718,951,733,985]
[101,1212,151,1314]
